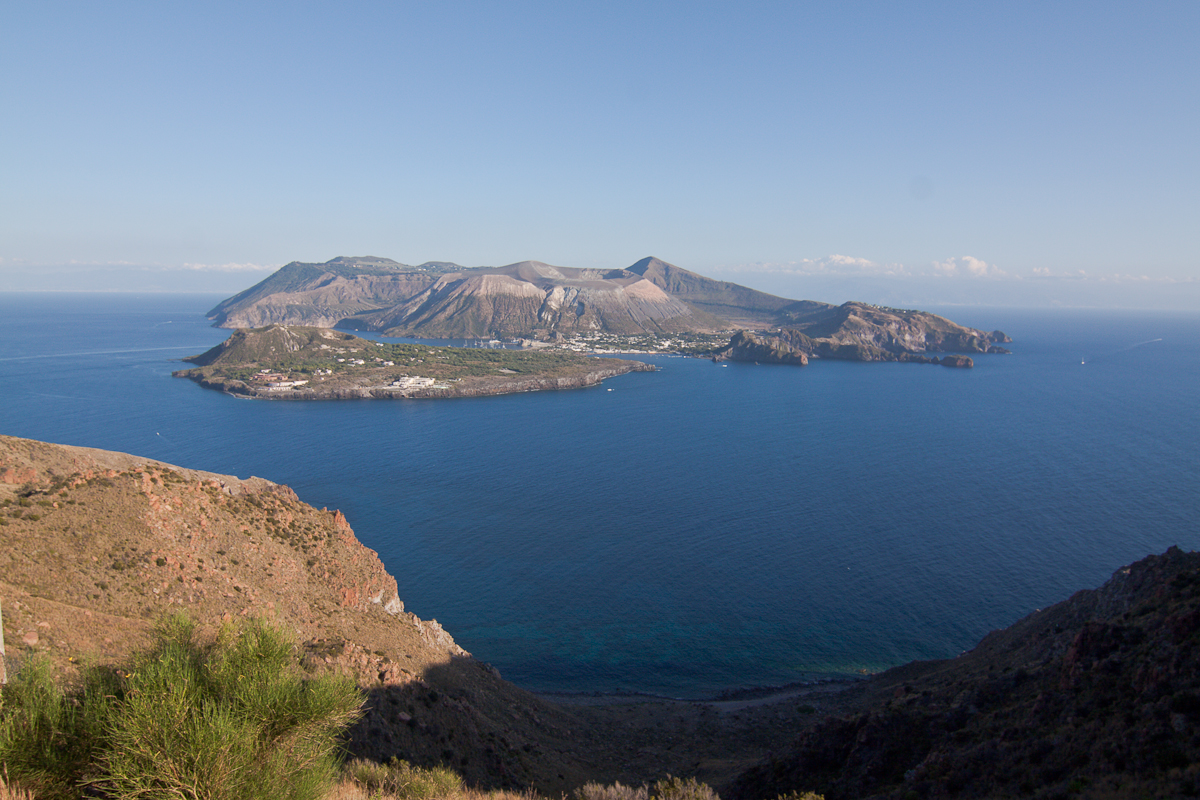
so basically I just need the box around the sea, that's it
[1,292,1197,698]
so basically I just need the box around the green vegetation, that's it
[342,757,464,800]
[0,614,363,800]
[175,326,646,394]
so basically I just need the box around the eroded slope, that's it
[0,435,602,792]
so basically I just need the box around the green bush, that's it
[0,656,114,799]
[0,614,364,800]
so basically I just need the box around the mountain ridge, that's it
[207,256,1010,360]
[206,256,835,338]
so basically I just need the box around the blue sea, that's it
[1,292,1197,697]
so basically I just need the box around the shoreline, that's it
[533,675,864,708]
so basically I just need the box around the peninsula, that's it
[172,325,651,400]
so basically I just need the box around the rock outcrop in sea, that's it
[711,303,1008,366]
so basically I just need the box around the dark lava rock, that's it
[730,547,1200,800]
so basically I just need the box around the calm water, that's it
[1,293,1197,696]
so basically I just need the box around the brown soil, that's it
[0,434,835,797]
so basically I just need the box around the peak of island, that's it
[204,256,1011,367]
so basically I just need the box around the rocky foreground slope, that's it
[0,436,840,795]
[731,547,1200,800]
[4,434,1193,799]
[0,436,601,792]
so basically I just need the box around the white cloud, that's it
[928,256,1007,278]
[725,255,909,277]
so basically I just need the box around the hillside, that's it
[6,436,1188,799]
[730,547,1200,800]
[0,436,841,795]
[206,257,1011,363]
[207,257,724,337]
[712,303,1010,365]
[204,256,836,338]
[0,435,598,791]
[206,257,466,329]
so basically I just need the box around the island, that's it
[204,256,1011,367]
[708,303,1009,368]
[172,325,652,400]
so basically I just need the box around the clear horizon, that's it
[3,2,1197,310]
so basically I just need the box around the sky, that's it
[3,1,1198,309]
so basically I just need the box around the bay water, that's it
[1,292,1197,696]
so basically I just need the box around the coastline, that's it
[176,361,654,400]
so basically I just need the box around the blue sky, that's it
[3,1,1197,308]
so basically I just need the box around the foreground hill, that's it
[0,435,602,792]
[730,547,1200,800]
[6,435,1189,799]
[0,436,840,794]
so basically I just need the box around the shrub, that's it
[652,776,719,800]
[575,781,650,800]
[0,656,116,799]
[0,614,364,800]
[575,778,722,800]
[345,757,464,800]
[0,775,37,800]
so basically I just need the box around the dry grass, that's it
[326,779,540,800]
[0,776,36,800]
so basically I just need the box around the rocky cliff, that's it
[0,435,604,792]
[730,547,1200,800]
[710,331,811,366]
[712,303,1009,366]
[3,435,1195,798]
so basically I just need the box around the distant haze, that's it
[4,260,1196,312]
